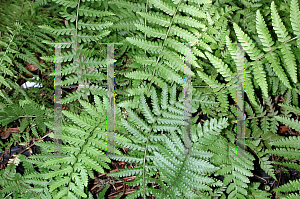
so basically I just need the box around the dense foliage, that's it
[0,0,299,198]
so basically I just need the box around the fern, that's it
[0,0,56,105]
[0,155,49,199]
[24,95,129,198]
[39,0,114,104]
[107,83,227,198]
[266,135,300,198]
[256,9,292,88]
[120,0,214,100]
[1,0,300,198]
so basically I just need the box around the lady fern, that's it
[40,0,114,104]
[1,0,300,198]
[107,83,229,198]
[24,95,129,198]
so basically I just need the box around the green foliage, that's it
[0,0,56,89]
[19,95,129,199]
[0,0,300,198]
[107,83,225,198]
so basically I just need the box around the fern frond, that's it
[52,0,78,8]
[107,83,226,198]
[247,182,272,198]
[197,70,218,85]
[77,31,111,42]
[256,10,291,88]
[278,104,300,115]
[290,0,300,48]
[205,52,235,82]
[274,116,300,132]
[271,1,297,83]
[78,21,113,30]
[78,5,115,17]
[273,178,300,195]
[173,15,206,29]
[134,24,167,39]
[178,4,206,18]
[233,23,268,97]
[150,0,176,16]
[258,156,277,181]
[265,148,300,160]
[169,25,198,42]
[29,96,129,198]
[39,25,76,36]
[137,11,171,27]
[108,0,146,12]
[270,134,300,148]
[126,37,162,53]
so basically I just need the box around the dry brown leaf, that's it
[26,63,39,72]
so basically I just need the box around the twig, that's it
[1,132,53,168]
[3,192,13,199]
[253,174,268,185]
[276,173,281,188]
[18,132,53,155]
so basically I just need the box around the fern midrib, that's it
[73,0,89,102]
[142,0,148,70]
[146,0,183,93]
[140,102,184,198]
[140,109,195,198]
[0,26,20,85]
[161,146,193,198]
[64,119,106,197]
[142,112,162,198]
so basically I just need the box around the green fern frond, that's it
[78,21,113,30]
[137,11,171,27]
[270,134,300,148]
[278,104,300,115]
[107,83,225,198]
[271,1,297,83]
[265,148,300,160]
[134,24,167,39]
[290,0,300,48]
[258,156,277,181]
[77,31,111,42]
[205,52,235,82]
[273,178,300,196]
[39,24,76,35]
[150,0,176,16]
[247,182,272,198]
[188,0,212,4]
[256,10,291,88]
[51,0,78,8]
[126,37,162,53]
[274,116,300,132]
[78,6,115,17]
[28,96,128,198]
[169,25,198,42]
[178,4,206,18]
[108,0,146,12]
[233,23,268,97]
[174,15,206,29]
